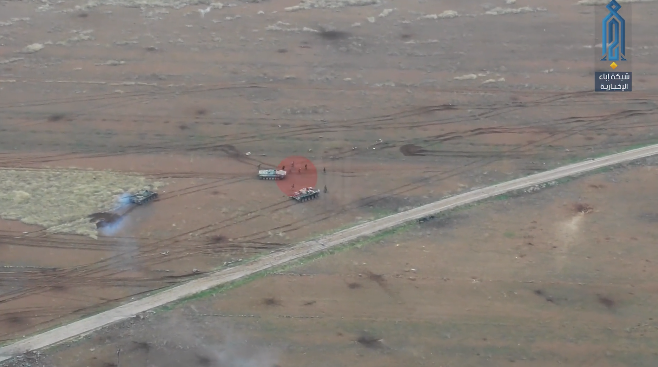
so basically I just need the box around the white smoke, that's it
[133,316,279,367]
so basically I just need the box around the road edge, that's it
[2,145,658,362]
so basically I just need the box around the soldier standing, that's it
[324,185,328,193]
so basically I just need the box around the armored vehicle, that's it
[128,190,158,205]
[290,187,320,202]
[258,169,287,180]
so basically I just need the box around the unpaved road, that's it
[2,145,658,362]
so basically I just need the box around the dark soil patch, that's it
[366,271,385,284]
[364,270,396,298]
[6,315,25,325]
[195,354,212,366]
[51,284,67,292]
[597,294,615,309]
[47,113,66,122]
[89,212,122,229]
[347,282,362,289]
[573,203,594,214]
[262,297,282,306]
[277,48,288,53]
[400,144,428,156]
[195,108,207,116]
[400,33,413,40]
[131,341,151,352]
[77,12,88,17]
[207,235,226,244]
[533,289,555,303]
[303,300,316,306]
[422,213,467,229]
[356,335,384,349]
[198,144,242,159]
[317,29,350,40]
[179,124,190,130]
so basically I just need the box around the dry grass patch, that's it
[0,168,163,238]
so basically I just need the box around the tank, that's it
[258,169,287,180]
[290,187,320,202]
[128,190,158,205]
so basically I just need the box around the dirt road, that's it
[2,144,658,362]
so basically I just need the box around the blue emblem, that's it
[601,0,626,61]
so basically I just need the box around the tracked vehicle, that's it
[128,189,158,205]
[258,169,287,180]
[290,187,320,202]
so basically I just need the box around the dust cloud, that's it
[123,316,280,367]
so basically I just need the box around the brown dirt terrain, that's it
[11,158,658,367]
[1,0,657,348]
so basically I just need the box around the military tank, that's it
[258,169,287,180]
[128,189,158,205]
[290,187,320,202]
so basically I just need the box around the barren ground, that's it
[9,158,658,367]
[1,0,657,347]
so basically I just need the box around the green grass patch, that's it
[618,139,658,152]
[492,194,510,201]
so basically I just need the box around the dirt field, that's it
[7,158,657,367]
[1,0,657,347]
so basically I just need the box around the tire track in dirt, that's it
[1,91,656,338]
[227,105,658,246]
[1,95,651,276]
[1,95,653,169]
[3,143,658,361]
[60,100,652,283]
[2,91,647,161]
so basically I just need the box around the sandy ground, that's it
[1,0,657,346]
[8,157,658,367]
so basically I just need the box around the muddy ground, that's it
[9,158,658,367]
[1,0,657,345]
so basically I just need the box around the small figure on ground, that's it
[323,167,326,173]
[282,165,286,170]
[305,164,308,170]
[298,168,301,174]
[324,185,328,193]
[258,164,261,170]
[292,184,295,189]
[291,161,295,168]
